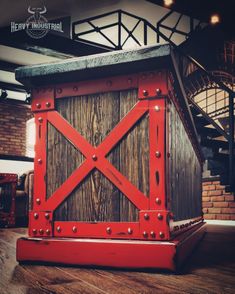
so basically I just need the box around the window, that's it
[26,118,36,157]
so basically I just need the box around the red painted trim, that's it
[34,112,47,210]
[149,99,166,210]
[54,222,140,239]
[138,71,168,99]
[55,74,138,99]
[17,222,206,270]
[31,88,54,112]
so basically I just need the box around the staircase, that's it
[189,99,234,192]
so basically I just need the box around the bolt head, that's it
[36,198,41,205]
[36,103,41,109]
[154,105,160,112]
[45,213,50,219]
[150,231,155,237]
[73,86,78,91]
[72,226,77,233]
[156,88,162,95]
[144,213,149,220]
[159,231,165,238]
[157,213,163,220]
[143,231,148,238]
[92,154,97,161]
[38,117,43,123]
[155,198,161,205]
[106,227,111,234]
[56,88,62,94]
[39,229,44,235]
[57,226,61,233]
[34,213,39,219]
[45,102,51,108]
[143,90,148,97]
[32,229,37,234]
[38,158,42,164]
[127,228,133,234]
[155,151,161,158]
[46,229,50,235]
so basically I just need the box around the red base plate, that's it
[17,222,206,271]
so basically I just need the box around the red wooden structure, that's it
[0,173,17,227]
[16,45,206,271]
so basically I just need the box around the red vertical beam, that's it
[149,99,166,210]
[33,112,48,210]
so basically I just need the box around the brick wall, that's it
[0,100,33,156]
[202,179,235,220]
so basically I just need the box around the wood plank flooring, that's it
[0,224,234,293]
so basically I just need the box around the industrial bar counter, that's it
[15,44,206,271]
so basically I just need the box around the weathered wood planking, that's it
[168,100,202,221]
[47,89,149,222]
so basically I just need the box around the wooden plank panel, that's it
[52,90,146,222]
[168,101,202,221]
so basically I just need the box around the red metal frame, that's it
[17,70,204,270]
[17,222,206,271]
[0,173,17,227]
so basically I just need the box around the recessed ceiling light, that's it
[164,0,174,7]
[210,14,220,25]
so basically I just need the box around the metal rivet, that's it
[38,158,42,164]
[38,117,43,123]
[150,231,155,237]
[157,213,163,220]
[36,198,41,205]
[127,228,132,234]
[39,229,44,235]
[144,213,149,220]
[56,88,62,94]
[143,231,148,238]
[57,226,61,233]
[32,229,37,234]
[156,88,162,95]
[92,154,97,161]
[73,86,78,91]
[36,103,41,109]
[45,102,51,108]
[154,105,160,112]
[155,198,161,205]
[155,151,161,158]
[72,226,77,233]
[46,229,50,235]
[45,213,50,219]
[143,90,148,97]
[106,227,111,234]
[159,231,165,238]
[127,78,132,84]
[34,213,39,219]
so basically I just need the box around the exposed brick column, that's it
[202,179,235,220]
[0,100,33,157]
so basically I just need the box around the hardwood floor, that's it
[0,224,234,293]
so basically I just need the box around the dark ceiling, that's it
[147,0,235,38]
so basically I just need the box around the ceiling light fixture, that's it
[210,14,220,25]
[163,0,174,7]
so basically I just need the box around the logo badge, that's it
[11,6,63,39]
